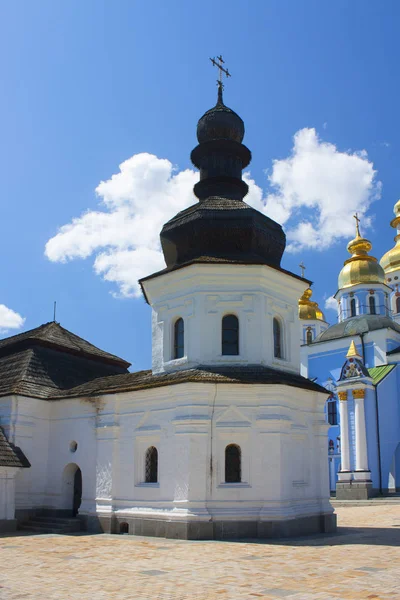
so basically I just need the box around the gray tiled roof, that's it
[0,427,30,468]
[0,322,130,368]
[50,365,327,399]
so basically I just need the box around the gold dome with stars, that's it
[380,200,400,275]
[298,287,325,321]
[338,217,385,289]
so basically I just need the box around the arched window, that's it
[306,327,313,345]
[369,295,376,315]
[396,296,400,314]
[273,318,282,358]
[350,298,356,317]
[145,446,158,483]
[225,444,241,483]
[327,399,338,425]
[174,318,184,359]
[119,522,129,534]
[222,314,239,355]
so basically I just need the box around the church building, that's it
[302,208,400,499]
[0,71,335,538]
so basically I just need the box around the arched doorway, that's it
[61,463,82,516]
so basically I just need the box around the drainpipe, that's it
[374,384,383,495]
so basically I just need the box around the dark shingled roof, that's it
[0,322,130,400]
[50,365,327,399]
[0,324,325,400]
[0,322,130,369]
[0,427,30,468]
[312,315,400,344]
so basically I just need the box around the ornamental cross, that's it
[353,212,361,237]
[210,55,231,91]
[299,261,306,278]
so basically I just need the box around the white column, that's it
[353,389,369,473]
[338,391,351,480]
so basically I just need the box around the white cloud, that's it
[45,129,381,297]
[0,304,25,333]
[263,128,381,252]
[325,296,338,312]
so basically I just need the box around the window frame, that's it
[221,314,239,356]
[369,295,376,315]
[327,398,338,426]
[224,443,242,483]
[144,446,158,484]
[350,298,356,317]
[273,317,283,359]
[173,317,184,360]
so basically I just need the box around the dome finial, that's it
[210,55,231,105]
[353,212,361,238]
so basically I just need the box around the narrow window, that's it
[350,298,356,317]
[174,318,184,359]
[145,446,158,483]
[396,296,400,314]
[328,440,334,454]
[369,295,376,315]
[327,399,338,426]
[306,327,313,345]
[225,444,241,483]
[222,314,239,355]
[273,318,282,358]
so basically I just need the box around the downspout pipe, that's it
[374,384,383,495]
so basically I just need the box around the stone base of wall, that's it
[15,508,74,524]
[336,481,377,500]
[84,512,337,540]
[0,519,17,533]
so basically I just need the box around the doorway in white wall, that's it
[61,463,82,516]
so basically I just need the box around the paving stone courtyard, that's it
[0,504,399,600]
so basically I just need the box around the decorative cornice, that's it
[352,388,366,399]
[338,391,348,401]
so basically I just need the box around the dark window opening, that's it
[273,318,282,358]
[225,444,241,483]
[327,400,338,426]
[222,314,239,355]
[350,298,356,317]
[306,327,313,345]
[396,296,400,314]
[120,522,129,534]
[369,295,376,315]
[328,440,334,454]
[174,318,184,359]
[145,446,158,483]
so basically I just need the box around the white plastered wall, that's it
[142,263,308,376]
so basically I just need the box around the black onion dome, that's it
[197,99,245,144]
[157,88,287,272]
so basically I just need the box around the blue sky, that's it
[1,0,400,370]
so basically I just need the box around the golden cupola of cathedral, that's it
[338,217,385,289]
[298,287,325,321]
[380,199,400,275]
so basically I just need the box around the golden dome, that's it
[338,230,385,289]
[298,287,326,321]
[380,200,400,275]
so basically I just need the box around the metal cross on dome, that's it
[210,55,231,91]
[299,261,306,278]
[353,212,361,237]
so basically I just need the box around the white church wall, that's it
[46,397,100,514]
[1,396,52,513]
[143,264,308,376]
[97,382,332,526]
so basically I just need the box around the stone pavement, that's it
[1,505,400,600]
